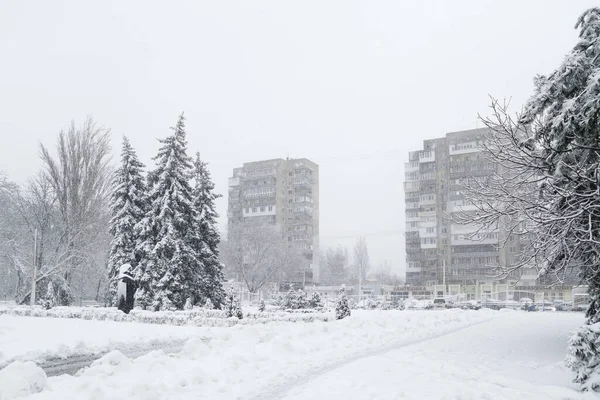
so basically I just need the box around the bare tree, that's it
[319,246,348,285]
[221,223,301,293]
[373,260,403,285]
[353,236,370,280]
[39,117,112,304]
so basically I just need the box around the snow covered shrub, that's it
[284,289,308,310]
[567,322,600,392]
[224,286,243,319]
[272,292,285,307]
[335,286,351,320]
[39,281,58,310]
[308,291,323,309]
[258,300,266,312]
[204,298,214,310]
[184,298,193,310]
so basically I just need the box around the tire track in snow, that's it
[21,337,210,377]
[248,316,495,400]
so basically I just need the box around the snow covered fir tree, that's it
[133,114,224,311]
[106,136,147,306]
[223,285,243,319]
[192,152,226,308]
[335,285,351,320]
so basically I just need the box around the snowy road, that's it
[279,311,587,400]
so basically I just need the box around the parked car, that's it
[433,298,446,310]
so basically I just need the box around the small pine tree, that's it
[40,281,57,310]
[184,298,193,310]
[204,298,214,310]
[258,299,266,312]
[335,285,351,320]
[107,136,147,306]
[308,291,323,309]
[224,286,243,319]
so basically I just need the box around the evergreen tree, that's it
[258,299,266,312]
[204,298,214,310]
[192,152,225,308]
[308,290,323,309]
[224,285,243,319]
[107,136,147,306]
[134,114,203,310]
[336,285,351,320]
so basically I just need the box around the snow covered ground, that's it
[0,309,590,399]
[280,311,591,400]
[0,314,211,367]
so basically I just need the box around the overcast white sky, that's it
[0,0,597,277]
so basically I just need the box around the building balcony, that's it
[406,202,420,210]
[404,161,420,172]
[419,151,435,163]
[404,181,420,192]
[449,141,479,155]
[293,177,313,187]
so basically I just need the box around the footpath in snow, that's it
[280,311,592,400]
[0,314,212,367]
[1,309,494,399]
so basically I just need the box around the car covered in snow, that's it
[433,298,446,310]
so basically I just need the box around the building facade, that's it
[404,128,525,291]
[228,158,320,285]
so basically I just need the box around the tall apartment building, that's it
[404,128,523,289]
[227,158,320,285]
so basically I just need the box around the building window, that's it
[252,207,257,213]
[245,208,249,213]
[260,207,265,212]
[268,206,273,211]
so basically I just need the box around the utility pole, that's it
[442,259,446,295]
[30,229,38,306]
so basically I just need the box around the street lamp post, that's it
[30,229,38,306]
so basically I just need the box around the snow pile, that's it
[20,310,495,399]
[0,361,47,399]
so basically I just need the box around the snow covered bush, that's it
[284,289,308,310]
[336,286,351,320]
[308,291,323,309]
[184,298,193,310]
[258,300,266,312]
[224,286,243,319]
[566,322,600,392]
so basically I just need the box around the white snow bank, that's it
[0,314,211,366]
[0,361,47,399]
[20,309,497,399]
